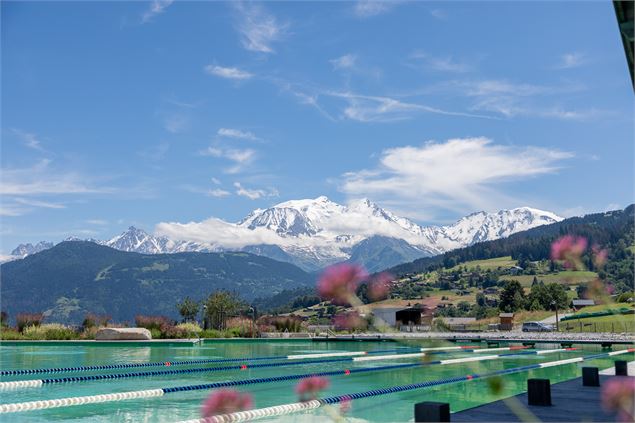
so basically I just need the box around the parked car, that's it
[522,321,555,332]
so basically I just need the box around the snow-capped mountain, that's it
[5,197,563,271]
[10,241,54,257]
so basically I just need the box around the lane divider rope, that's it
[176,348,635,423]
[0,347,588,411]
[0,346,533,390]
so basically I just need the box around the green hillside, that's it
[0,241,314,324]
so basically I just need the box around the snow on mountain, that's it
[10,241,54,257]
[6,198,563,270]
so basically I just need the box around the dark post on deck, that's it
[582,367,600,386]
[615,360,629,376]
[527,379,552,406]
[414,401,450,422]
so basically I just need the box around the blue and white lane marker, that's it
[0,347,599,412]
[176,349,635,423]
[0,346,446,377]
[0,346,540,390]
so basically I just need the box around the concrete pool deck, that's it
[452,369,634,422]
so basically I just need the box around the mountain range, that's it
[9,197,563,272]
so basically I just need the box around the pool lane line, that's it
[0,346,534,390]
[0,347,584,411]
[175,348,635,423]
[0,345,483,377]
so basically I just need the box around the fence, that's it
[558,319,635,333]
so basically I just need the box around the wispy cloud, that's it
[14,198,66,209]
[138,142,170,161]
[330,54,357,70]
[1,159,110,196]
[233,2,286,53]
[409,50,472,73]
[201,146,257,174]
[555,52,588,69]
[217,128,260,141]
[208,188,232,198]
[11,128,45,152]
[430,9,447,20]
[141,0,174,23]
[327,91,494,122]
[234,182,278,200]
[340,137,573,219]
[354,0,400,18]
[205,65,254,80]
[86,219,109,225]
[164,114,189,133]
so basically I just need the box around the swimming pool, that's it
[0,339,631,422]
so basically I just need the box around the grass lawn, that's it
[568,302,634,316]
[475,310,553,326]
[500,270,598,287]
[559,313,635,333]
[449,256,517,271]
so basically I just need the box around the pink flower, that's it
[333,311,368,331]
[318,264,367,305]
[340,396,352,414]
[602,377,635,422]
[592,245,609,268]
[201,389,253,417]
[295,376,330,401]
[368,273,392,302]
[550,235,588,270]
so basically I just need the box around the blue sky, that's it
[1,0,633,253]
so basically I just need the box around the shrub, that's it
[1,328,25,340]
[135,315,171,331]
[0,311,8,327]
[82,313,111,329]
[23,324,78,340]
[226,317,257,337]
[175,322,202,337]
[150,328,162,339]
[16,313,44,332]
[199,329,225,338]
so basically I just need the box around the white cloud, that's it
[217,128,260,141]
[11,128,45,152]
[211,177,222,185]
[339,137,573,219]
[14,198,65,209]
[330,54,357,70]
[86,219,109,225]
[138,142,170,161]
[233,2,286,53]
[201,146,256,174]
[354,1,399,18]
[0,160,110,196]
[327,91,493,122]
[409,51,471,73]
[234,182,278,200]
[141,0,174,23]
[208,188,232,198]
[164,115,188,133]
[430,9,446,20]
[205,65,253,80]
[156,217,289,249]
[555,52,587,69]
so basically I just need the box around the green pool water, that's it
[0,340,629,422]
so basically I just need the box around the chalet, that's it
[372,306,429,328]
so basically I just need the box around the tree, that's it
[204,291,241,330]
[499,280,526,312]
[545,283,568,310]
[177,297,200,323]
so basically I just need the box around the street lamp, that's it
[249,306,256,338]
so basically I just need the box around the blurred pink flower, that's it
[368,273,392,301]
[550,235,588,269]
[295,376,330,401]
[340,396,352,414]
[201,389,253,417]
[318,264,367,305]
[592,245,609,268]
[333,311,368,331]
[602,377,635,422]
